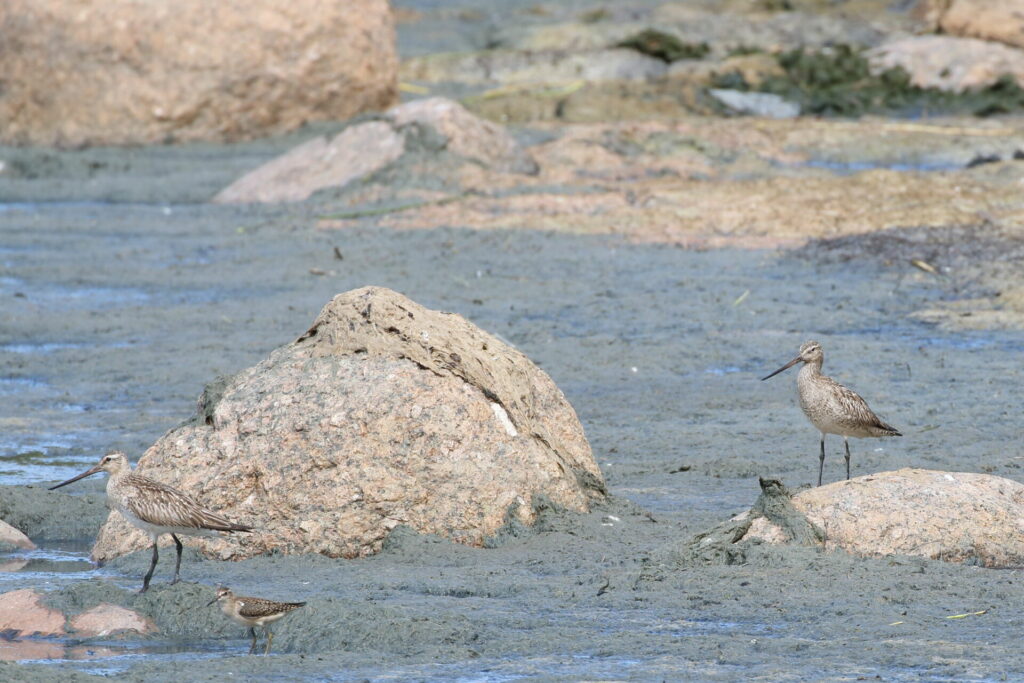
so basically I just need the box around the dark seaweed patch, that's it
[711,44,1024,117]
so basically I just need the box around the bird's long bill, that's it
[761,356,801,381]
[48,464,102,490]
[205,597,219,607]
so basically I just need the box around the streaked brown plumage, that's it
[49,451,251,592]
[207,586,306,654]
[762,340,901,486]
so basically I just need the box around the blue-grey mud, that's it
[5,1,1024,680]
[3,177,1024,680]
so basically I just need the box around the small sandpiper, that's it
[49,451,252,592]
[208,586,306,655]
[762,341,902,486]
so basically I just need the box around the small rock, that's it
[0,589,65,635]
[938,0,1024,50]
[709,89,801,119]
[0,518,35,550]
[215,97,538,203]
[743,468,1024,567]
[388,98,537,174]
[701,53,786,88]
[867,35,1024,92]
[401,49,667,85]
[69,604,157,637]
[213,121,405,203]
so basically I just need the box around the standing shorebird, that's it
[761,341,901,486]
[207,587,306,655]
[48,451,252,592]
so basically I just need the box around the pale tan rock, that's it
[69,604,157,637]
[910,0,954,32]
[940,0,1024,50]
[0,589,65,636]
[0,519,34,550]
[743,468,1024,567]
[213,122,406,203]
[868,36,1024,92]
[215,98,536,203]
[400,49,667,85]
[700,53,787,88]
[0,0,397,146]
[92,287,604,563]
[387,98,538,174]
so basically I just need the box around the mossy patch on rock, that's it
[711,44,1024,117]
[617,29,709,63]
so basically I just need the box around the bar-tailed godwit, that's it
[761,341,901,485]
[49,451,252,592]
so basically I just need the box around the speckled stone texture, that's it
[0,589,65,636]
[743,468,1024,567]
[0,0,397,146]
[91,287,604,563]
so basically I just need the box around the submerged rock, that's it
[0,0,397,146]
[663,469,1024,570]
[0,589,65,636]
[91,287,604,563]
[214,97,536,203]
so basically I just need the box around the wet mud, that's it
[1,184,1023,678]
[3,0,1024,678]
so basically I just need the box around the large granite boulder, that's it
[0,0,397,146]
[213,97,537,203]
[92,287,604,563]
[652,470,1024,571]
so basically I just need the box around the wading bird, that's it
[49,451,252,592]
[761,341,901,486]
[208,586,306,654]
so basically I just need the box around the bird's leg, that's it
[264,628,273,655]
[248,627,257,654]
[844,437,851,481]
[170,533,183,585]
[818,434,826,487]
[141,542,159,593]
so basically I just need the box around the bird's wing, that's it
[820,376,898,433]
[122,474,250,532]
[236,598,305,618]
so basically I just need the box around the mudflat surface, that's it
[4,0,1024,679]
[2,167,1024,679]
